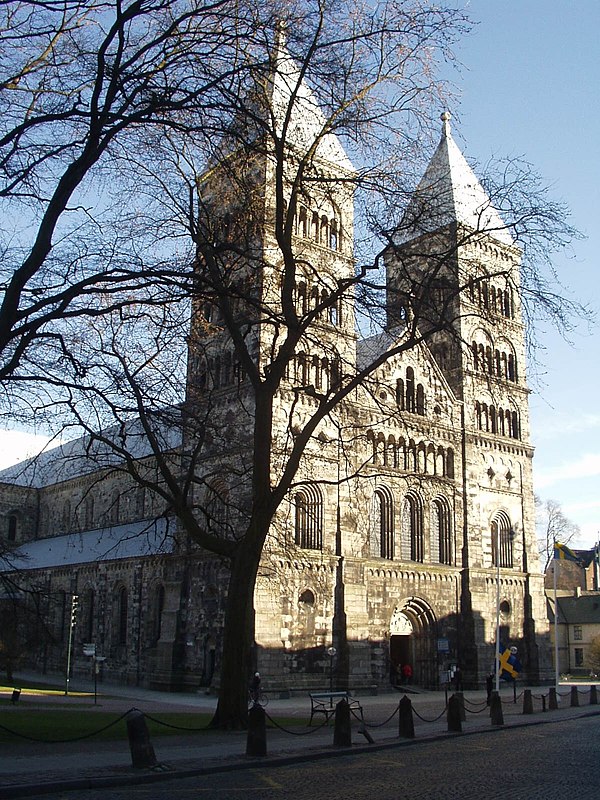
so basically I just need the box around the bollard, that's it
[549,687,558,710]
[490,691,504,726]
[570,685,579,707]
[126,710,157,768]
[447,694,462,733]
[541,693,546,712]
[11,688,21,704]
[246,703,267,757]
[455,691,466,721]
[522,688,533,715]
[398,695,415,739]
[333,698,352,747]
[590,685,598,706]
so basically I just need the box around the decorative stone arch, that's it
[389,596,437,688]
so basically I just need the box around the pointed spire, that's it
[395,112,514,246]
[268,35,354,172]
[440,110,452,137]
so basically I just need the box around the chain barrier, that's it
[350,705,399,728]
[464,702,489,715]
[3,686,590,746]
[463,697,488,709]
[264,710,329,736]
[142,712,209,732]
[412,703,448,723]
[0,709,133,744]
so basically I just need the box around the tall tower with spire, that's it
[385,113,548,681]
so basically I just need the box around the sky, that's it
[445,1,600,547]
[1,1,599,546]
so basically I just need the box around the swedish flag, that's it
[497,646,522,681]
[553,542,580,563]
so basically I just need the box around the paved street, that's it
[20,713,600,800]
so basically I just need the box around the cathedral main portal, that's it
[389,599,437,687]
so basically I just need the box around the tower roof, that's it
[396,113,513,246]
[269,38,354,173]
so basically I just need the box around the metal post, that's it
[65,594,78,696]
[495,527,501,693]
[327,646,337,694]
[94,657,98,705]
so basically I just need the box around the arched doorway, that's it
[389,597,437,688]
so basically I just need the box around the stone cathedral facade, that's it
[0,58,551,690]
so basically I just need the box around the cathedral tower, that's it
[385,113,549,681]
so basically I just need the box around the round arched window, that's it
[299,589,315,607]
[499,600,511,616]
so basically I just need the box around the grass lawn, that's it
[0,709,215,743]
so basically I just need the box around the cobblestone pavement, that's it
[1,675,598,799]
[13,714,600,800]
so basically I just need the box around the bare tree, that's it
[536,495,580,572]
[2,2,586,728]
[0,0,275,389]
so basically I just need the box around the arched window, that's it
[118,587,128,645]
[402,493,423,562]
[294,487,323,550]
[330,219,338,250]
[370,487,394,559]
[296,282,307,315]
[508,353,516,382]
[491,512,514,568]
[110,490,120,525]
[298,207,308,237]
[85,496,95,529]
[312,355,322,389]
[446,448,455,479]
[135,487,145,519]
[312,211,319,242]
[396,378,405,410]
[329,302,338,326]
[7,514,17,542]
[416,384,425,415]
[367,430,377,463]
[431,498,452,565]
[152,584,165,643]
[62,500,71,532]
[299,588,315,606]
[320,215,329,245]
[85,587,95,642]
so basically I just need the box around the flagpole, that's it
[554,549,559,693]
[495,524,501,693]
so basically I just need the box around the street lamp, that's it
[327,646,337,693]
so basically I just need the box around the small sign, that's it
[437,637,450,653]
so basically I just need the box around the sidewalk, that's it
[1,675,598,799]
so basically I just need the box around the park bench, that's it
[308,690,363,725]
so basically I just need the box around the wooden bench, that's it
[308,691,363,725]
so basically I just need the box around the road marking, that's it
[258,773,283,789]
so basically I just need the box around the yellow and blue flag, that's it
[497,645,522,681]
[553,542,580,563]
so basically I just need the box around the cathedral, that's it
[0,47,551,692]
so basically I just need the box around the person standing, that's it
[402,663,413,684]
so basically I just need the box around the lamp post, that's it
[65,594,78,696]
[327,646,337,693]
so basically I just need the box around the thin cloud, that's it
[533,413,600,443]
[535,453,600,489]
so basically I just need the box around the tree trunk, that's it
[210,543,262,729]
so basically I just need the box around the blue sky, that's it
[1,2,598,545]
[450,1,599,545]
